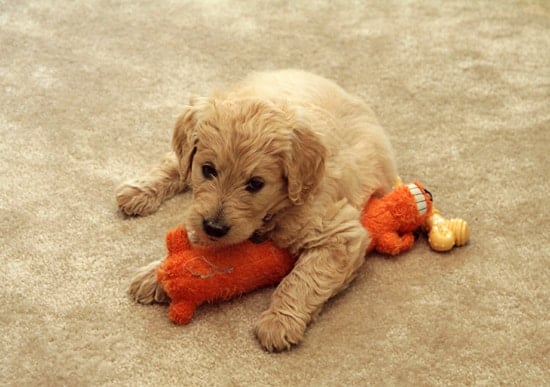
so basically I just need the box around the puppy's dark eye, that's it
[245,177,264,193]
[202,163,217,179]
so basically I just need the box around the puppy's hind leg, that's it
[128,260,170,304]
[116,152,187,216]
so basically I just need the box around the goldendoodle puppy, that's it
[118,69,397,351]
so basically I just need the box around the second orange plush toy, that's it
[361,181,433,255]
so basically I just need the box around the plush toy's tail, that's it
[169,300,196,325]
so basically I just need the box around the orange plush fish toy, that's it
[157,227,296,324]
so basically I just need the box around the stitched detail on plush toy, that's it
[186,256,234,279]
[406,183,428,216]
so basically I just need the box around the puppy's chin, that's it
[185,227,225,247]
[248,230,268,244]
[185,226,255,248]
[185,228,204,246]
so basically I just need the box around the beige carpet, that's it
[1,1,548,385]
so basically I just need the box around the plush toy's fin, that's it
[376,232,415,256]
[165,226,191,254]
[169,300,196,325]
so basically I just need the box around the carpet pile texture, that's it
[1,1,548,385]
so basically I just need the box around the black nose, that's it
[203,218,230,238]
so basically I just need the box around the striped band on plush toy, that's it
[406,183,428,216]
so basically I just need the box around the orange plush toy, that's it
[361,181,433,256]
[157,227,295,324]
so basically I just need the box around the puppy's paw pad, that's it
[254,309,306,352]
[116,182,159,216]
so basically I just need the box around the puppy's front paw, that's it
[128,260,169,304]
[254,309,306,352]
[116,181,160,216]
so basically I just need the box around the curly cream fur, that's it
[119,69,397,351]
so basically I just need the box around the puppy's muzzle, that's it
[203,217,230,238]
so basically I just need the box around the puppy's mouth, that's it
[248,213,274,244]
[187,226,250,248]
[249,231,268,244]
[194,228,268,246]
[187,213,275,246]
[186,228,221,247]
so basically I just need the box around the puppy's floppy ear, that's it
[284,125,326,205]
[171,98,210,181]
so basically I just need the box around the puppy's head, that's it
[172,97,326,246]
